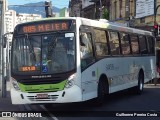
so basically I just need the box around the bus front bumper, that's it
[11,85,82,104]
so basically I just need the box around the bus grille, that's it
[19,79,63,85]
[27,95,59,101]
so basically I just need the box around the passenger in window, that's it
[80,33,92,59]
[80,33,93,69]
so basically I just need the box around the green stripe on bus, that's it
[18,80,67,92]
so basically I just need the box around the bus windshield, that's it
[12,32,75,75]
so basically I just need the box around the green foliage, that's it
[102,8,109,20]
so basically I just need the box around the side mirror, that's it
[3,36,7,48]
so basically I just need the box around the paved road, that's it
[2,82,160,120]
[26,84,160,120]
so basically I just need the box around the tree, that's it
[102,8,109,20]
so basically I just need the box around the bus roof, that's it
[79,17,153,36]
[16,17,77,25]
[16,17,153,36]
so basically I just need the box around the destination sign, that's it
[18,21,70,34]
[20,66,36,72]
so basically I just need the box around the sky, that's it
[7,0,69,8]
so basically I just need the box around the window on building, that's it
[119,0,122,18]
[114,1,117,19]
[130,0,134,16]
[140,18,145,23]
[125,0,130,19]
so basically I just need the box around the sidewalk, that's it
[146,78,160,87]
[0,82,24,111]
[0,91,22,111]
[0,82,26,120]
[145,83,160,88]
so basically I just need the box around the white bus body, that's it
[10,17,156,104]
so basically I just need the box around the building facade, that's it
[5,10,42,42]
[79,0,160,32]
[16,13,42,24]
[109,0,160,31]
[69,0,82,17]
[5,10,16,42]
[81,0,110,19]
[59,7,69,17]
[81,0,95,19]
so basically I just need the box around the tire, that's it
[95,80,106,106]
[135,72,144,94]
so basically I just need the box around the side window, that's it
[94,29,108,56]
[147,36,155,54]
[108,31,120,55]
[80,32,94,69]
[119,32,131,55]
[130,34,139,55]
[139,35,148,54]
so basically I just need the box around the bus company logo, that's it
[106,64,114,71]
[106,64,119,71]
[1,112,11,117]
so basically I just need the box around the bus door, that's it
[79,26,97,100]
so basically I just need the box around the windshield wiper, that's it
[47,34,59,60]
[25,35,36,62]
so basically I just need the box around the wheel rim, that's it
[140,81,143,90]
[139,76,143,91]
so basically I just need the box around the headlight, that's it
[11,77,20,91]
[65,74,75,89]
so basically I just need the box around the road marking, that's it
[24,104,32,111]
[40,105,59,120]
[22,104,52,120]
[20,105,34,120]
[150,110,160,113]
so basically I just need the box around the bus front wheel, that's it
[95,80,107,106]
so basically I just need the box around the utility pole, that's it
[0,0,5,98]
[90,0,103,19]
[0,0,2,98]
[3,32,13,98]
[45,1,53,17]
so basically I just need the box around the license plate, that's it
[36,94,48,98]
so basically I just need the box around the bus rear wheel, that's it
[135,72,144,94]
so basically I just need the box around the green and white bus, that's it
[10,17,156,104]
